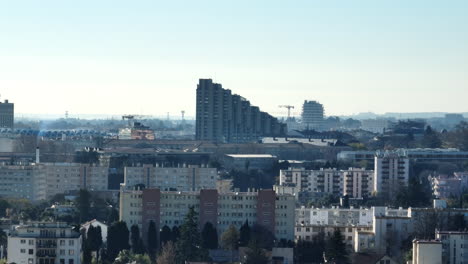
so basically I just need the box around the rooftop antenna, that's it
[167,112,170,121]
[181,110,185,121]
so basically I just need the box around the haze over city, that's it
[1,0,467,117]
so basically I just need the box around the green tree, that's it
[0,199,11,217]
[221,225,239,250]
[239,220,251,247]
[130,225,145,254]
[86,225,103,262]
[160,225,172,246]
[245,240,269,264]
[201,222,218,249]
[251,224,275,250]
[156,241,177,264]
[147,220,158,261]
[107,207,119,224]
[325,230,348,264]
[76,189,91,223]
[107,221,130,262]
[175,206,208,264]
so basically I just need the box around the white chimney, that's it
[35,147,40,163]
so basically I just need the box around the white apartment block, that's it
[0,163,46,200]
[119,187,295,241]
[435,231,468,264]
[44,163,108,199]
[7,222,81,264]
[124,164,217,191]
[279,167,373,198]
[374,151,409,199]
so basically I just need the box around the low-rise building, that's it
[7,222,81,264]
[223,154,278,171]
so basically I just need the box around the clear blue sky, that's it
[0,0,467,118]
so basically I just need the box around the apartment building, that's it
[7,222,81,264]
[374,150,409,199]
[0,162,108,201]
[0,163,46,200]
[435,231,468,264]
[119,187,295,241]
[430,173,468,199]
[195,79,285,143]
[279,167,373,198]
[44,163,108,199]
[0,99,14,128]
[124,164,216,191]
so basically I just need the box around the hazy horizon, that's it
[1,0,467,117]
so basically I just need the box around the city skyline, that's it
[1,0,467,117]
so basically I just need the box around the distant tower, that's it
[167,112,170,121]
[65,111,69,119]
[302,100,324,130]
[0,98,14,129]
[181,110,185,124]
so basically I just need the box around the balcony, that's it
[37,251,57,258]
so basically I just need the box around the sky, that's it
[0,0,467,119]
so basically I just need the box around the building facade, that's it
[195,79,285,142]
[412,239,443,264]
[124,164,217,191]
[119,187,295,242]
[0,163,46,200]
[7,222,81,264]
[374,151,410,199]
[301,100,324,130]
[435,231,468,264]
[279,167,373,198]
[0,99,14,128]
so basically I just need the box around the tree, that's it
[201,222,218,250]
[245,240,269,264]
[107,207,119,224]
[171,226,180,242]
[175,206,208,263]
[324,230,348,264]
[221,225,239,250]
[130,225,145,254]
[107,221,130,262]
[76,189,91,223]
[160,225,172,246]
[239,220,251,247]
[0,199,11,217]
[113,250,151,264]
[87,225,103,262]
[147,220,158,261]
[156,241,177,264]
[251,224,275,250]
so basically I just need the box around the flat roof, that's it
[225,154,277,158]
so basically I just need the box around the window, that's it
[60,240,65,246]
[21,249,26,253]
[29,240,34,245]
[69,250,75,255]
[69,240,74,246]
[69,260,74,264]
[21,239,26,244]
[29,249,34,255]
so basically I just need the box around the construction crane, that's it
[278,105,295,119]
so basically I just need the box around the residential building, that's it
[430,175,464,199]
[279,167,373,198]
[124,164,216,191]
[0,99,14,128]
[223,154,278,171]
[374,150,410,199]
[195,79,285,143]
[301,100,324,130]
[119,187,295,242]
[7,222,81,264]
[435,231,468,264]
[412,239,443,264]
[44,163,108,199]
[360,119,391,134]
[0,163,46,200]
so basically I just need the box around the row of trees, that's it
[96,207,277,264]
